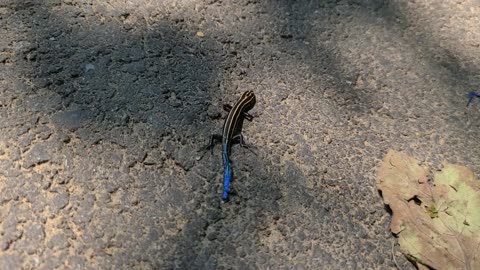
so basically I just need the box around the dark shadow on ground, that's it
[6,1,219,145]
[0,1,295,269]
[0,1,245,269]
[161,147,283,269]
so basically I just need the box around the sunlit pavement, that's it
[0,1,479,269]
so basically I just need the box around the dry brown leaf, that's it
[377,150,480,270]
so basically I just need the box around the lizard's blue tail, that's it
[222,163,231,200]
[467,91,480,106]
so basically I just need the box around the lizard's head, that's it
[241,90,256,109]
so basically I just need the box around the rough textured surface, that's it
[0,0,479,269]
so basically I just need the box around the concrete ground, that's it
[0,0,479,269]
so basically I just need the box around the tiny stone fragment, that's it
[50,191,70,212]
